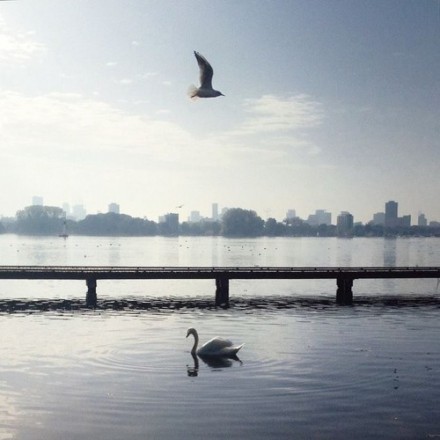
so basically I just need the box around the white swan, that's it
[186,328,243,358]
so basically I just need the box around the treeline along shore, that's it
[1,205,439,238]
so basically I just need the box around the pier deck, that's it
[0,265,439,306]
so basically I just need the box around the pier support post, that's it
[336,277,353,305]
[215,276,229,307]
[86,278,97,307]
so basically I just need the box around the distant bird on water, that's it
[188,51,224,99]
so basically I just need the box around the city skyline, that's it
[5,196,438,227]
[1,1,439,223]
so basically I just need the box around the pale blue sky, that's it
[0,0,439,223]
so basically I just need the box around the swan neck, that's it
[191,331,199,355]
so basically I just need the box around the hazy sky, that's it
[0,0,439,223]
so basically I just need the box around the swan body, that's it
[186,328,243,358]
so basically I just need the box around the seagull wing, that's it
[194,51,214,89]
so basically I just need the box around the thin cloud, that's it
[116,78,133,85]
[0,91,193,158]
[222,94,324,156]
[137,72,159,80]
[237,94,324,135]
[0,89,326,188]
[0,14,46,63]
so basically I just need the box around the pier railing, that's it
[0,265,439,306]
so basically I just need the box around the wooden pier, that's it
[0,265,438,306]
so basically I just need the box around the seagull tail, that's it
[187,84,199,99]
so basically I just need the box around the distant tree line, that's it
[1,205,439,238]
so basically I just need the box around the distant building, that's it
[400,215,411,227]
[337,211,354,235]
[72,204,87,220]
[385,200,398,227]
[372,212,385,225]
[306,209,331,226]
[418,213,428,226]
[32,196,44,206]
[62,203,70,217]
[108,203,120,214]
[189,211,201,223]
[384,200,412,227]
[286,209,296,219]
[160,213,179,234]
[212,203,219,221]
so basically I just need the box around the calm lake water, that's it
[0,235,439,439]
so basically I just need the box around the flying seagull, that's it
[188,51,224,99]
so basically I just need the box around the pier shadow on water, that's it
[0,294,439,314]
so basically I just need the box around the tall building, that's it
[212,203,219,221]
[72,204,87,220]
[161,213,179,234]
[306,209,332,226]
[108,203,120,214]
[418,213,427,226]
[372,212,385,225]
[337,211,354,235]
[62,203,70,217]
[400,215,411,227]
[385,200,398,227]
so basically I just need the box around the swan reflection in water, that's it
[187,354,199,377]
[187,352,242,377]
[186,328,244,376]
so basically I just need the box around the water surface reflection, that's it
[0,305,439,439]
[187,352,242,376]
[0,235,439,438]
